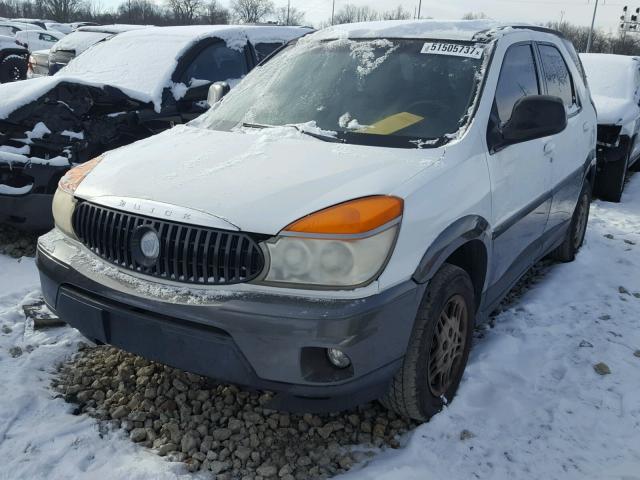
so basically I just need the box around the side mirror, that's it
[502,95,567,145]
[207,81,231,107]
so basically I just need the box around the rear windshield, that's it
[51,30,111,54]
[199,38,488,148]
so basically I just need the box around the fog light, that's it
[326,348,351,369]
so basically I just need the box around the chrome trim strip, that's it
[76,196,240,231]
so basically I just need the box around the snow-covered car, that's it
[36,20,596,420]
[580,53,640,202]
[15,29,64,52]
[0,20,44,37]
[27,48,50,77]
[0,34,28,82]
[47,24,148,75]
[44,22,73,35]
[0,25,312,230]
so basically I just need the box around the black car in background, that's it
[0,25,312,230]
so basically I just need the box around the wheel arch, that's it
[412,215,491,310]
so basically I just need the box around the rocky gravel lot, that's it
[52,345,415,479]
[0,225,38,258]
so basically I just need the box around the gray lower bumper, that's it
[36,231,425,412]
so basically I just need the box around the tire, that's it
[381,264,475,421]
[551,181,591,263]
[597,147,629,203]
[0,54,27,83]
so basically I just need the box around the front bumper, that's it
[36,230,424,412]
[0,162,69,230]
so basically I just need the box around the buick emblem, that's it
[131,226,161,267]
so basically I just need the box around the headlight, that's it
[262,196,402,289]
[53,155,103,238]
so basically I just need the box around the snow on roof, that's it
[580,53,639,98]
[241,25,313,44]
[76,24,149,34]
[308,19,529,42]
[0,20,44,31]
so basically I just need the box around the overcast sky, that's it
[103,0,629,32]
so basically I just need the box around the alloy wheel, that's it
[427,294,469,397]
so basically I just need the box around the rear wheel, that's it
[0,54,27,83]
[381,264,475,421]
[551,181,591,263]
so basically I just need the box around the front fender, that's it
[412,215,491,288]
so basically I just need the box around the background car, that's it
[0,34,27,82]
[27,48,49,78]
[47,24,147,74]
[581,53,640,202]
[15,29,64,52]
[0,20,44,37]
[0,25,312,230]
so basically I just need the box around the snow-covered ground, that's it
[1,175,640,480]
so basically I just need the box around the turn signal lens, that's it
[285,196,403,235]
[58,155,103,194]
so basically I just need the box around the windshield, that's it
[199,38,487,148]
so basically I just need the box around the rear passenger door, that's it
[485,43,552,305]
[536,42,591,242]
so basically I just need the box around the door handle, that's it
[544,142,555,156]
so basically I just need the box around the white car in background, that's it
[580,53,640,202]
[0,20,44,37]
[15,29,64,52]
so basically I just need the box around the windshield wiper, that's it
[241,122,344,143]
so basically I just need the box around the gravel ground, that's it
[52,345,416,479]
[0,225,38,258]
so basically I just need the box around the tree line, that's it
[1,0,639,55]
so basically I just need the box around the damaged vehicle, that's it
[580,53,640,202]
[37,21,595,419]
[0,34,28,82]
[0,25,312,230]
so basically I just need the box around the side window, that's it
[538,44,576,111]
[181,42,248,85]
[254,42,283,62]
[40,33,56,42]
[494,44,540,124]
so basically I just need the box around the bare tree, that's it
[167,0,203,24]
[382,5,411,20]
[462,12,488,20]
[231,0,273,24]
[42,0,82,21]
[205,0,229,24]
[332,4,378,24]
[275,5,304,25]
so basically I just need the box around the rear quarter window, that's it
[538,44,578,113]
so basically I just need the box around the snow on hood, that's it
[75,125,440,234]
[0,34,19,49]
[580,54,640,125]
[309,19,519,42]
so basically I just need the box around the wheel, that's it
[597,147,629,203]
[0,55,27,83]
[381,264,475,421]
[551,181,591,263]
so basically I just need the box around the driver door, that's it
[485,43,552,305]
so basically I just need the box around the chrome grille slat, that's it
[72,202,265,285]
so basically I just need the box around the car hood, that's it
[591,94,639,126]
[76,125,441,235]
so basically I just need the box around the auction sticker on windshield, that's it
[420,42,484,59]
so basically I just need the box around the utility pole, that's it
[586,0,599,53]
[331,0,335,25]
[287,0,290,25]
[417,0,422,19]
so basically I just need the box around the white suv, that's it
[37,20,596,421]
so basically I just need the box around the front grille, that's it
[73,202,265,285]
